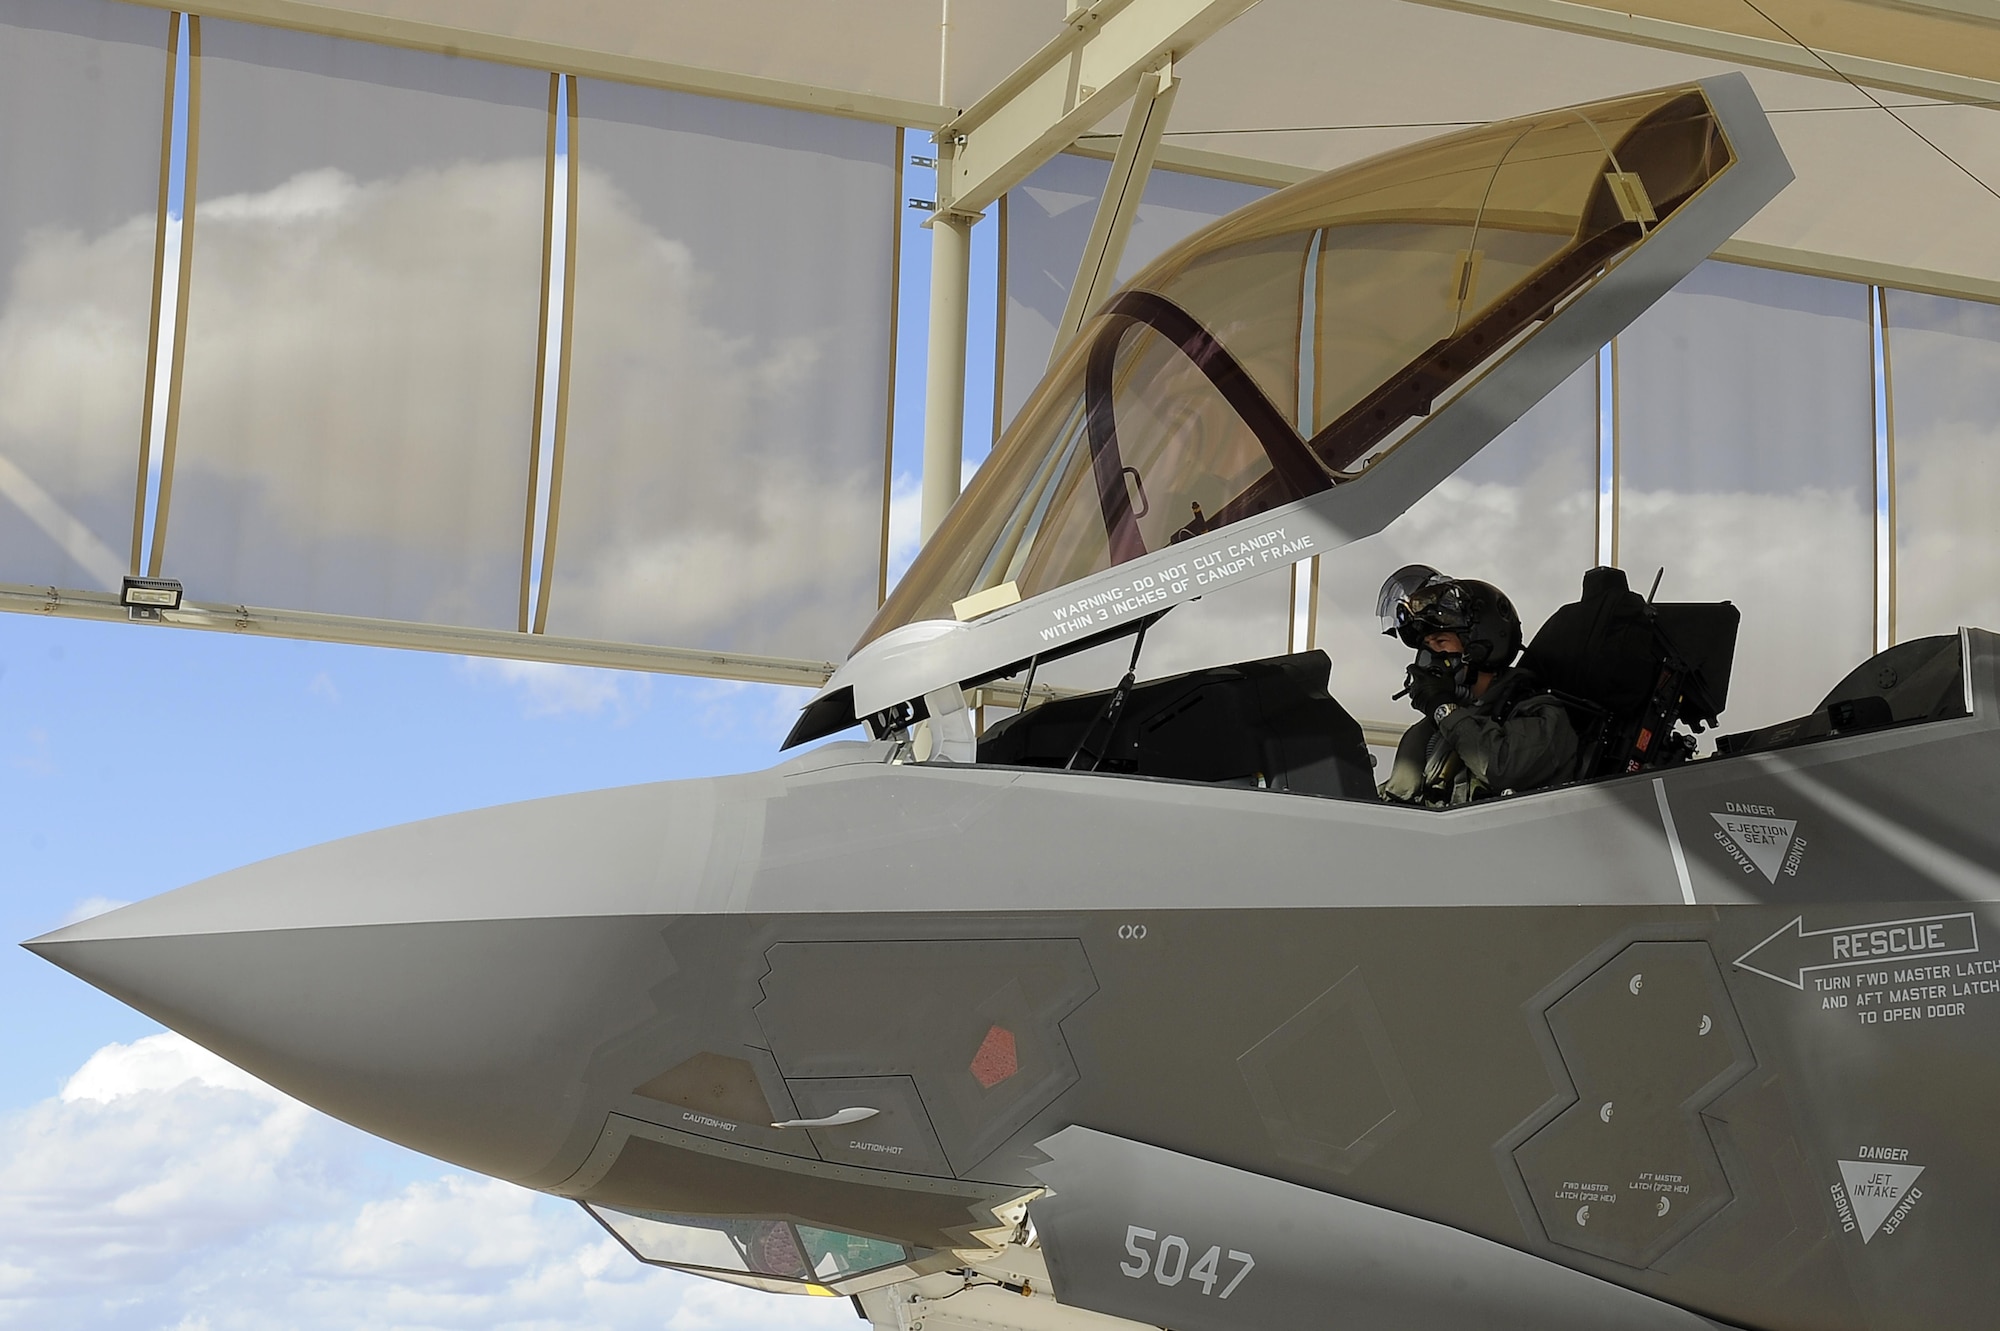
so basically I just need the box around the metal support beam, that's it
[119,0,951,128]
[1060,140,2000,308]
[1051,61,1178,362]
[0,583,837,689]
[921,201,977,540]
[943,0,1256,214]
[913,1,1253,540]
[1410,0,2000,107]
[0,581,1411,736]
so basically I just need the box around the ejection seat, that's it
[1517,567,1740,782]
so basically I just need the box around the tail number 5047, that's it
[1120,1226,1254,1299]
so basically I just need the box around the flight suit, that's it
[1380,668,1580,807]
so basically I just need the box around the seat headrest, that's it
[1580,565,1630,600]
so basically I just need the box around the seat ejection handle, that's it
[770,1107,881,1129]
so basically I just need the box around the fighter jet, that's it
[31,75,2000,1331]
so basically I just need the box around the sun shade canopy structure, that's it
[116,0,2000,299]
[788,75,1790,741]
[2,0,1995,707]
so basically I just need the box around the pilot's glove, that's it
[1404,663,1459,717]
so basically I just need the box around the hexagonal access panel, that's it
[1513,941,1754,1268]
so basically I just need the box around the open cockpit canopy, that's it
[862,85,1732,650]
[788,77,1788,746]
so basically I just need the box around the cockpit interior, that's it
[966,570,1970,807]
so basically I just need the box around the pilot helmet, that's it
[1376,564,1523,670]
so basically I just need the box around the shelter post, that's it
[922,207,976,539]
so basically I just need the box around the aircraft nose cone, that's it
[24,773,754,1187]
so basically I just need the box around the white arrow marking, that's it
[1734,912,1980,990]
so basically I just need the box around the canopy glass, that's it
[861,84,1732,649]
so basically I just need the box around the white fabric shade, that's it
[1615,261,1877,731]
[0,0,169,591]
[1884,290,2000,645]
[171,0,2000,297]
[541,81,896,659]
[166,20,548,627]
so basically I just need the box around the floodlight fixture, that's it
[121,575,183,621]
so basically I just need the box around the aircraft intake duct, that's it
[1027,1126,1725,1331]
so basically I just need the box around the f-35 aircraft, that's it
[31,75,2000,1331]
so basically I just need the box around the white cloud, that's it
[0,1035,334,1298]
[172,161,546,544]
[544,459,881,660]
[200,167,358,225]
[453,656,814,748]
[0,211,154,495]
[1895,417,2000,644]
[457,656,651,720]
[150,160,552,627]
[0,1034,859,1330]
[883,470,924,596]
[59,1033,279,1105]
[539,162,888,660]
[1618,484,1874,732]
[0,153,891,656]
[686,678,819,751]
[55,897,133,929]
[326,1175,542,1275]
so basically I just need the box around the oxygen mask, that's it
[1413,646,1462,677]
[1399,646,1467,712]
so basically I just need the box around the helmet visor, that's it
[1377,564,1472,647]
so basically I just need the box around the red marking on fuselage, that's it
[970,1025,1018,1088]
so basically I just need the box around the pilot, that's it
[1374,565,1579,806]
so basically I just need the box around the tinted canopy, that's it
[863,85,1732,650]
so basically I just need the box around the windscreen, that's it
[862,84,1732,649]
